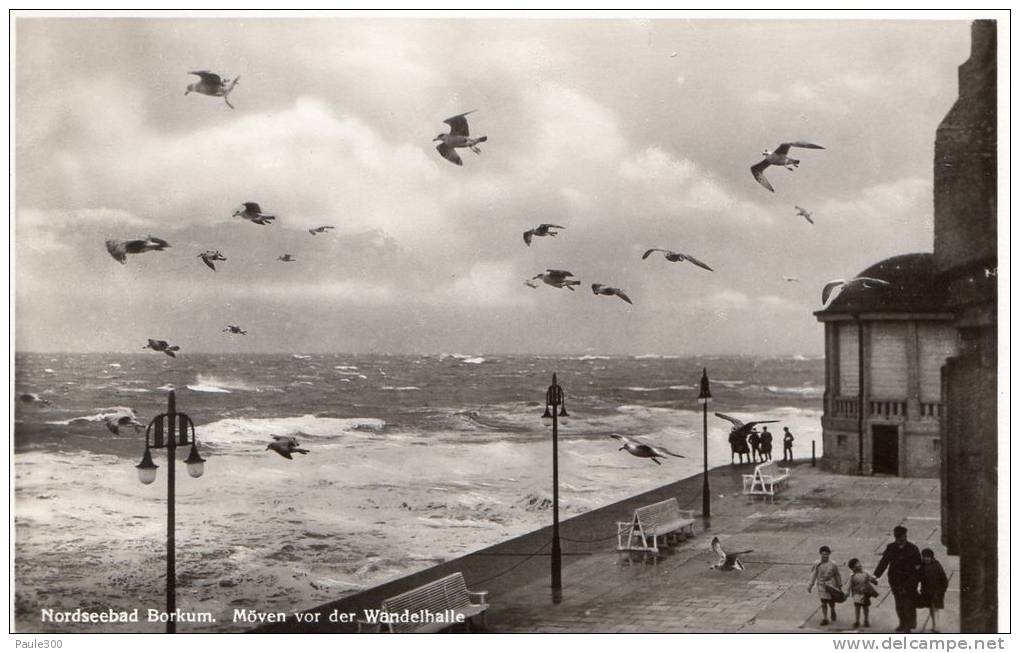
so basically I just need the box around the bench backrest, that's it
[755,461,778,478]
[634,497,682,530]
[381,572,471,633]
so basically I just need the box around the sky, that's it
[13,15,973,355]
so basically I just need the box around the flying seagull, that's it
[715,412,780,442]
[233,202,276,225]
[308,226,335,236]
[185,71,240,109]
[105,414,144,435]
[822,277,892,305]
[434,111,488,166]
[223,325,247,335]
[523,224,565,246]
[611,435,685,465]
[711,537,753,571]
[278,254,296,262]
[198,250,227,271]
[105,236,170,264]
[144,339,180,358]
[532,269,581,291]
[641,248,713,271]
[18,393,50,406]
[795,206,815,224]
[524,279,539,288]
[267,435,309,460]
[591,283,633,305]
[783,276,801,282]
[750,142,825,192]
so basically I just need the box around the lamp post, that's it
[135,390,205,634]
[698,368,712,520]
[542,373,568,595]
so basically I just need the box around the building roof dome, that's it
[814,252,948,317]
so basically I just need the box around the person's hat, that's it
[893,525,908,537]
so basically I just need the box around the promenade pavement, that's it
[256,460,958,634]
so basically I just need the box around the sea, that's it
[13,352,824,633]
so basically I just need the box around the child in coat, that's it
[919,548,949,632]
[846,557,879,628]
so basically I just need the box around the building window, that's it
[837,434,848,447]
[933,439,941,451]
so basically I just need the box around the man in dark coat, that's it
[748,429,761,463]
[874,525,922,632]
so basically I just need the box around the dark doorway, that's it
[872,425,899,475]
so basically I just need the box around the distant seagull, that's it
[532,269,581,291]
[795,206,815,224]
[18,393,50,406]
[308,226,335,236]
[105,236,170,265]
[524,279,539,289]
[523,223,565,246]
[233,202,276,225]
[267,435,309,460]
[105,414,144,435]
[278,254,296,262]
[591,283,633,305]
[434,111,488,166]
[750,141,825,192]
[783,276,801,282]
[185,71,240,109]
[611,435,684,465]
[198,250,227,271]
[670,51,679,58]
[711,537,753,571]
[642,248,714,271]
[144,339,180,358]
[821,277,892,305]
[223,325,247,335]
[714,412,780,442]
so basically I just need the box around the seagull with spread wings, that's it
[185,71,240,109]
[822,277,892,305]
[715,412,780,442]
[267,435,309,460]
[223,325,247,335]
[308,226,335,235]
[198,250,227,271]
[434,111,488,166]
[105,413,145,435]
[592,283,633,305]
[523,223,565,246]
[105,236,170,265]
[711,537,753,571]
[233,202,276,225]
[611,435,685,465]
[641,248,714,271]
[750,141,825,192]
[532,269,581,291]
[795,206,815,224]
[278,254,296,262]
[144,339,180,358]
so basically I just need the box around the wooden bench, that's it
[742,460,792,498]
[617,497,696,554]
[357,572,488,633]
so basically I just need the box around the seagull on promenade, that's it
[532,269,581,290]
[144,339,180,358]
[641,248,714,271]
[523,224,565,246]
[105,236,170,264]
[19,393,50,405]
[795,206,815,224]
[278,254,296,262]
[750,141,825,192]
[233,202,276,225]
[198,250,227,271]
[822,277,892,305]
[611,435,684,465]
[308,226,335,235]
[434,111,488,166]
[223,325,247,335]
[711,537,753,571]
[185,71,240,109]
[591,283,633,305]
[105,413,145,435]
[267,435,309,460]
[715,413,779,442]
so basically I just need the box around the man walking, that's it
[874,525,922,633]
[783,427,794,462]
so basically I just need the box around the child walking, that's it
[846,557,879,628]
[919,548,949,632]
[808,545,842,626]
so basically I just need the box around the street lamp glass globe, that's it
[185,444,206,479]
[136,447,158,485]
[541,406,553,427]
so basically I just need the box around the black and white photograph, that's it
[9,9,1005,640]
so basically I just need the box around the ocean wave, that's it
[292,354,312,360]
[334,365,359,370]
[765,385,824,397]
[198,415,387,447]
[48,406,141,426]
[192,374,258,392]
[460,357,485,364]
[116,388,151,393]
[575,354,610,361]
[107,363,121,368]
[633,354,682,360]
[381,386,420,391]
[187,384,232,394]
[623,385,694,392]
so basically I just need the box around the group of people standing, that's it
[808,526,950,633]
[730,426,796,464]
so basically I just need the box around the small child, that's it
[808,545,842,626]
[920,548,949,632]
[846,557,879,628]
